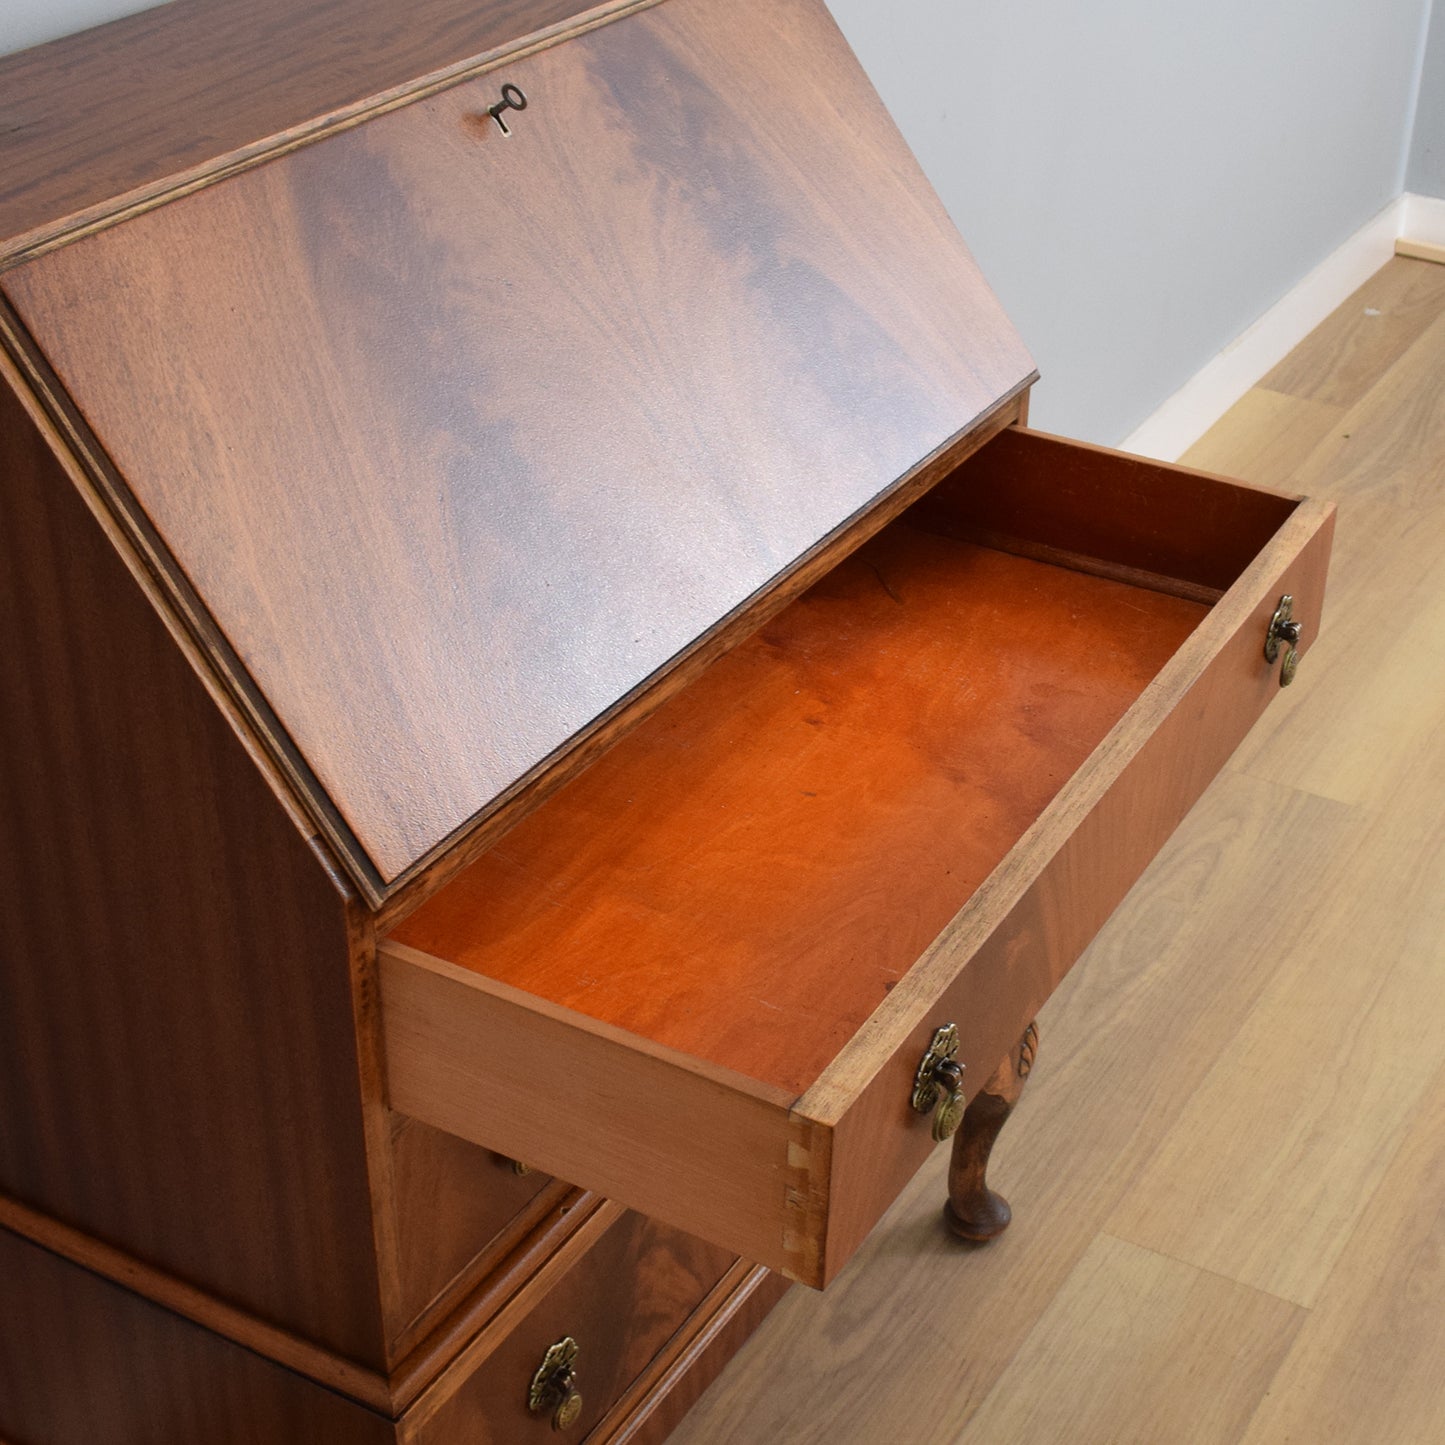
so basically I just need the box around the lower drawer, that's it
[401,1204,737,1442]
[380,426,1335,1289]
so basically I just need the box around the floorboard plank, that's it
[1181,387,1342,489]
[1106,778,1445,1305]
[1261,254,1445,407]
[959,1234,1303,1445]
[1238,1059,1445,1445]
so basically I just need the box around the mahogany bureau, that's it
[0,0,1333,1439]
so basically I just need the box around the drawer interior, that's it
[388,428,1299,1100]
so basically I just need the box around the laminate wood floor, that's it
[669,255,1445,1445]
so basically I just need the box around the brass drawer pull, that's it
[912,1023,966,1142]
[1264,594,1303,686]
[529,1336,583,1430]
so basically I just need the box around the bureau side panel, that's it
[0,381,388,1364]
[0,1225,397,1445]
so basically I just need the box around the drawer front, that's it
[401,1205,735,1443]
[382,431,1335,1289]
[387,1112,572,1363]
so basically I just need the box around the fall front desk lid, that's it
[3,0,1035,901]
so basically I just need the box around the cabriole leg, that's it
[944,1020,1038,1241]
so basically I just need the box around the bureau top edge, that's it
[0,0,657,267]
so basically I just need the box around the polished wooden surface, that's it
[0,1223,397,1444]
[590,1264,790,1445]
[0,1204,747,1444]
[801,495,1330,1286]
[371,396,1025,930]
[383,940,799,1276]
[0,378,389,1365]
[402,1206,734,1442]
[2,0,1035,894]
[0,0,636,262]
[0,351,666,1401]
[667,257,1445,1445]
[917,425,1298,593]
[386,1117,561,1359]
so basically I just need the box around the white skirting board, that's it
[1120,192,1444,462]
[1398,193,1445,262]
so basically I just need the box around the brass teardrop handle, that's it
[528,1336,583,1431]
[912,1023,967,1142]
[1264,594,1304,686]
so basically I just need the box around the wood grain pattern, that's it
[0,1192,394,1413]
[390,523,1207,1097]
[945,1021,1038,1241]
[0,1203,753,1444]
[2,0,1035,894]
[1220,310,1445,806]
[385,1116,564,1361]
[0,1223,397,1445]
[0,0,644,262]
[2,331,637,1384]
[0,377,390,1364]
[590,1264,790,1445]
[386,1189,613,1415]
[915,426,1299,592]
[803,502,1331,1285]
[667,774,1358,1445]
[372,396,1025,932]
[800,482,1330,1123]
[1237,1058,1445,1445]
[1261,254,1445,407]
[1106,640,1445,1306]
[956,1234,1304,1444]
[1178,388,1343,491]
[401,1208,735,1443]
[380,942,800,1273]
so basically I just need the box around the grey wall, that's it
[1408,3,1445,197]
[0,0,157,54]
[824,0,1430,441]
[3,0,1434,440]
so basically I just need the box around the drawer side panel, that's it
[811,498,1335,1283]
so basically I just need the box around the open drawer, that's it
[379,427,1334,1289]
